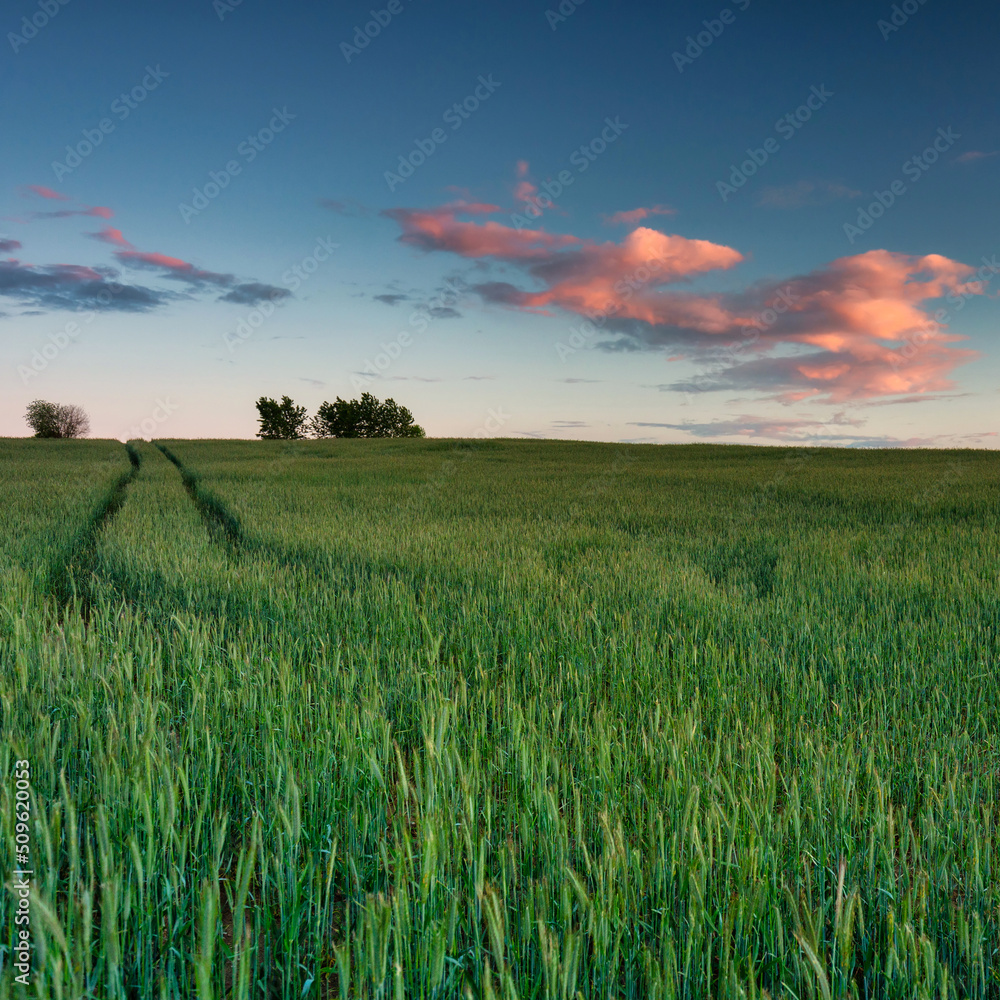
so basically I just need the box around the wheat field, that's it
[1,437,998,998]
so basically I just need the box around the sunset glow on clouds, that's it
[2,0,997,443]
[385,199,988,402]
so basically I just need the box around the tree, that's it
[311,393,425,439]
[255,396,308,440]
[25,400,90,438]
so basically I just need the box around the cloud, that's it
[0,258,164,312]
[463,375,496,380]
[0,192,295,317]
[513,160,539,208]
[25,185,69,201]
[88,226,134,249]
[603,205,676,226]
[218,282,292,305]
[374,292,409,305]
[955,150,999,164]
[298,377,325,386]
[384,200,580,260]
[552,420,589,428]
[18,205,114,222]
[319,197,368,215]
[630,412,865,442]
[860,392,973,406]
[114,249,234,287]
[558,377,603,383]
[425,305,460,318]
[755,180,862,209]
[384,200,986,401]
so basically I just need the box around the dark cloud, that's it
[374,293,409,305]
[0,238,22,253]
[218,282,292,305]
[0,260,164,312]
[319,198,368,215]
[755,180,861,209]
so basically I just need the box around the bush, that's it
[25,400,90,439]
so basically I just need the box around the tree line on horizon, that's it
[20,394,424,441]
[255,393,425,440]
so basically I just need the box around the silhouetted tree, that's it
[25,400,90,438]
[255,396,308,439]
[311,393,424,438]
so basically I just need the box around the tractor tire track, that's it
[153,442,470,603]
[155,443,243,547]
[49,442,141,620]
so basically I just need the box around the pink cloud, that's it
[384,201,581,260]
[88,226,134,249]
[603,205,676,226]
[114,249,233,285]
[16,204,114,222]
[956,150,999,164]
[513,160,539,206]
[25,185,70,201]
[385,200,987,401]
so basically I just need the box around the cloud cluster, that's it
[1,186,289,312]
[385,199,986,401]
[0,259,163,311]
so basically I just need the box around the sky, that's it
[1,0,998,446]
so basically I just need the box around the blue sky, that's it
[2,0,997,444]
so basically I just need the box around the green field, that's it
[2,437,998,999]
